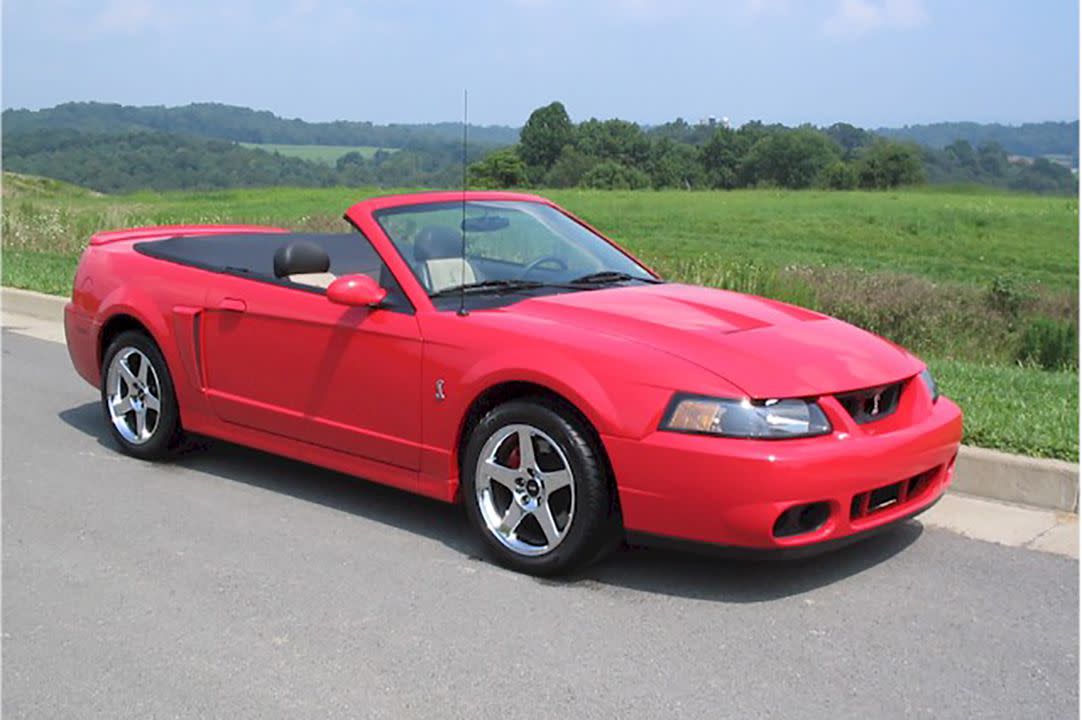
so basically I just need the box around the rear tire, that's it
[100,330,183,460]
[461,397,621,576]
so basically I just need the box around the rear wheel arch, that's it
[100,327,185,459]
[97,312,180,416]
[99,313,153,364]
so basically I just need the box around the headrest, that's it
[414,225,463,262]
[274,241,330,278]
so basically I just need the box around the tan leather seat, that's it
[424,258,475,293]
[287,272,338,289]
[414,225,477,293]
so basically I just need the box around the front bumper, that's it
[603,395,963,551]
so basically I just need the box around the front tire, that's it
[461,397,620,576]
[100,330,183,460]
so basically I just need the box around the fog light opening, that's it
[772,502,831,538]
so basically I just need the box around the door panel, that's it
[202,277,423,470]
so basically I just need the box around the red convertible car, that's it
[64,191,962,575]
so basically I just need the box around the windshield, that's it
[373,200,656,299]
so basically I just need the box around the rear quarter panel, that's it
[72,224,289,334]
[70,231,279,428]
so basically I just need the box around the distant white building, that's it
[697,115,732,129]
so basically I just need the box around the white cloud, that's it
[822,0,928,37]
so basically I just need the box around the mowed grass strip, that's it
[931,359,1078,461]
[2,177,1077,459]
[238,143,391,165]
[2,249,80,297]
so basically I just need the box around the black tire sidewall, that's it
[100,330,181,460]
[461,398,617,576]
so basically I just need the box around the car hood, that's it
[504,283,923,398]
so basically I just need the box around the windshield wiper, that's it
[569,271,663,285]
[431,272,661,299]
[429,279,546,298]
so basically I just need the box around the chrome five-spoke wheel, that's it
[105,346,162,445]
[100,330,183,460]
[475,423,576,557]
[463,398,620,575]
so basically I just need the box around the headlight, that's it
[919,368,939,402]
[661,394,832,439]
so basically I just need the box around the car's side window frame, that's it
[134,230,417,315]
[271,229,416,314]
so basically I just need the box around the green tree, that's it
[699,127,761,189]
[544,145,596,187]
[575,118,651,168]
[977,142,1008,177]
[580,161,651,190]
[824,122,872,159]
[740,128,840,189]
[855,140,926,189]
[647,117,715,145]
[821,160,859,189]
[648,139,705,189]
[468,148,528,188]
[945,139,979,173]
[519,101,574,173]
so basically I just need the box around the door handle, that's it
[217,298,247,312]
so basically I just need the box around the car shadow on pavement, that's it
[59,401,480,556]
[576,523,922,602]
[60,401,923,603]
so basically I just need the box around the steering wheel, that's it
[518,255,568,280]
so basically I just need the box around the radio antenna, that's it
[458,89,469,317]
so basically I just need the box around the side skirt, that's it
[184,415,457,503]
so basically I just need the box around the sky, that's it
[2,0,1078,128]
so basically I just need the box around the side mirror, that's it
[326,274,388,308]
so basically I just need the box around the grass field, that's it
[2,174,1077,459]
[545,188,1078,291]
[238,143,391,165]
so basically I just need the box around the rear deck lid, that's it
[89,224,287,246]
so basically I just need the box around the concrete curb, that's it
[3,286,1079,513]
[954,446,1078,513]
[2,286,66,323]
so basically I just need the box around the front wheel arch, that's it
[455,381,620,513]
[460,395,624,574]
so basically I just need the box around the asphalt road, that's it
[3,329,1078,719]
